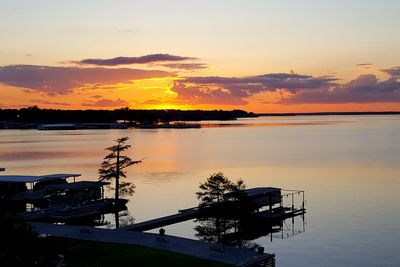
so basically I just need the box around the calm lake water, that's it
[1,115,400,267]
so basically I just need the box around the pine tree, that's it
[98,137,141,201]
[196,172,245,206]
[195,172,246,244]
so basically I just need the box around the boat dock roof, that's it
[240,187,281,197]
[0,173,81,183]
[45,181,109,191]
[225,187,281,198]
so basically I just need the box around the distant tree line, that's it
[0,106,257,124]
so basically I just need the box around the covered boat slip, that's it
[226,187,283,208]
[44,181,109,203]
[0,173,127,223]
[224,187,305,219]
[20,198,128,222]
[0,173,82,187]
[0,174,82,201]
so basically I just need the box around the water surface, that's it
[1,115,399,267]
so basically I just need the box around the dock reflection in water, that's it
[194,207,306,249]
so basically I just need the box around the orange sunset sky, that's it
[1,1,400,113]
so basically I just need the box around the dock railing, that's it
[280,189,305,214]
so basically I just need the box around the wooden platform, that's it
[121,207,201,231]
[121,206,305,232]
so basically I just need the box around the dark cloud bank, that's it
[76,54,196,66]
[0,64,399,106]
[172,68,400,105]
[172,73,337,105]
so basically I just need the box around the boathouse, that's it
[0,174,81,200]
[45,181,108,202]
[226,187,282,208]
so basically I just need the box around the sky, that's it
[1,0,400,113]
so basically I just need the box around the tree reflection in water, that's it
[195,215,260,249]
[195,212,306,249]
[111,210,134,229]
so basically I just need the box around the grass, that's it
[57,238,233,267]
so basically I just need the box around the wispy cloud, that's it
[158,63,208,70]
[90,95,102,99]
[30,99,71,106]
[0,65,174,95]
[75,54,196,66]
[355,63,372,67]
[82,98,128,107]
[119,28,138,34]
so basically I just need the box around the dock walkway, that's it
[120,207,200,231]
[31,222,274,266]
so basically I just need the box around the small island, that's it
[0,107,257,130]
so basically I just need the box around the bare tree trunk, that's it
[115,146,120,201]
[115,145,121,229]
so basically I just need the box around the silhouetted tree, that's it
[98,137,141,201]
[195,172,246,243]
[196,172,245,207]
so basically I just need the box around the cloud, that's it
[0,65,174,95]
[138,99,181,106]
[183,73,336,91]
[75,54,196,66]
[381,66,400,77]
[30,99,71,106]
[158,63,208,70]
[140,99,165,105]
[173,82,248,105]
[120,28,138,34]
[82,98,129,107]
[172,71,400,105]
[172,73,336,105]
[282,74,400,104]
[90,95,102,99]
[355,63,372,67]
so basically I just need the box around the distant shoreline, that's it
[1,109,399,130]
[256,111,400,116]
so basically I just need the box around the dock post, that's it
[269,194,272,215]
[291,193,294,213]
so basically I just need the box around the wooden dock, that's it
[257,208,306,220]
[121,206,305,233]
[121,207,201,231]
